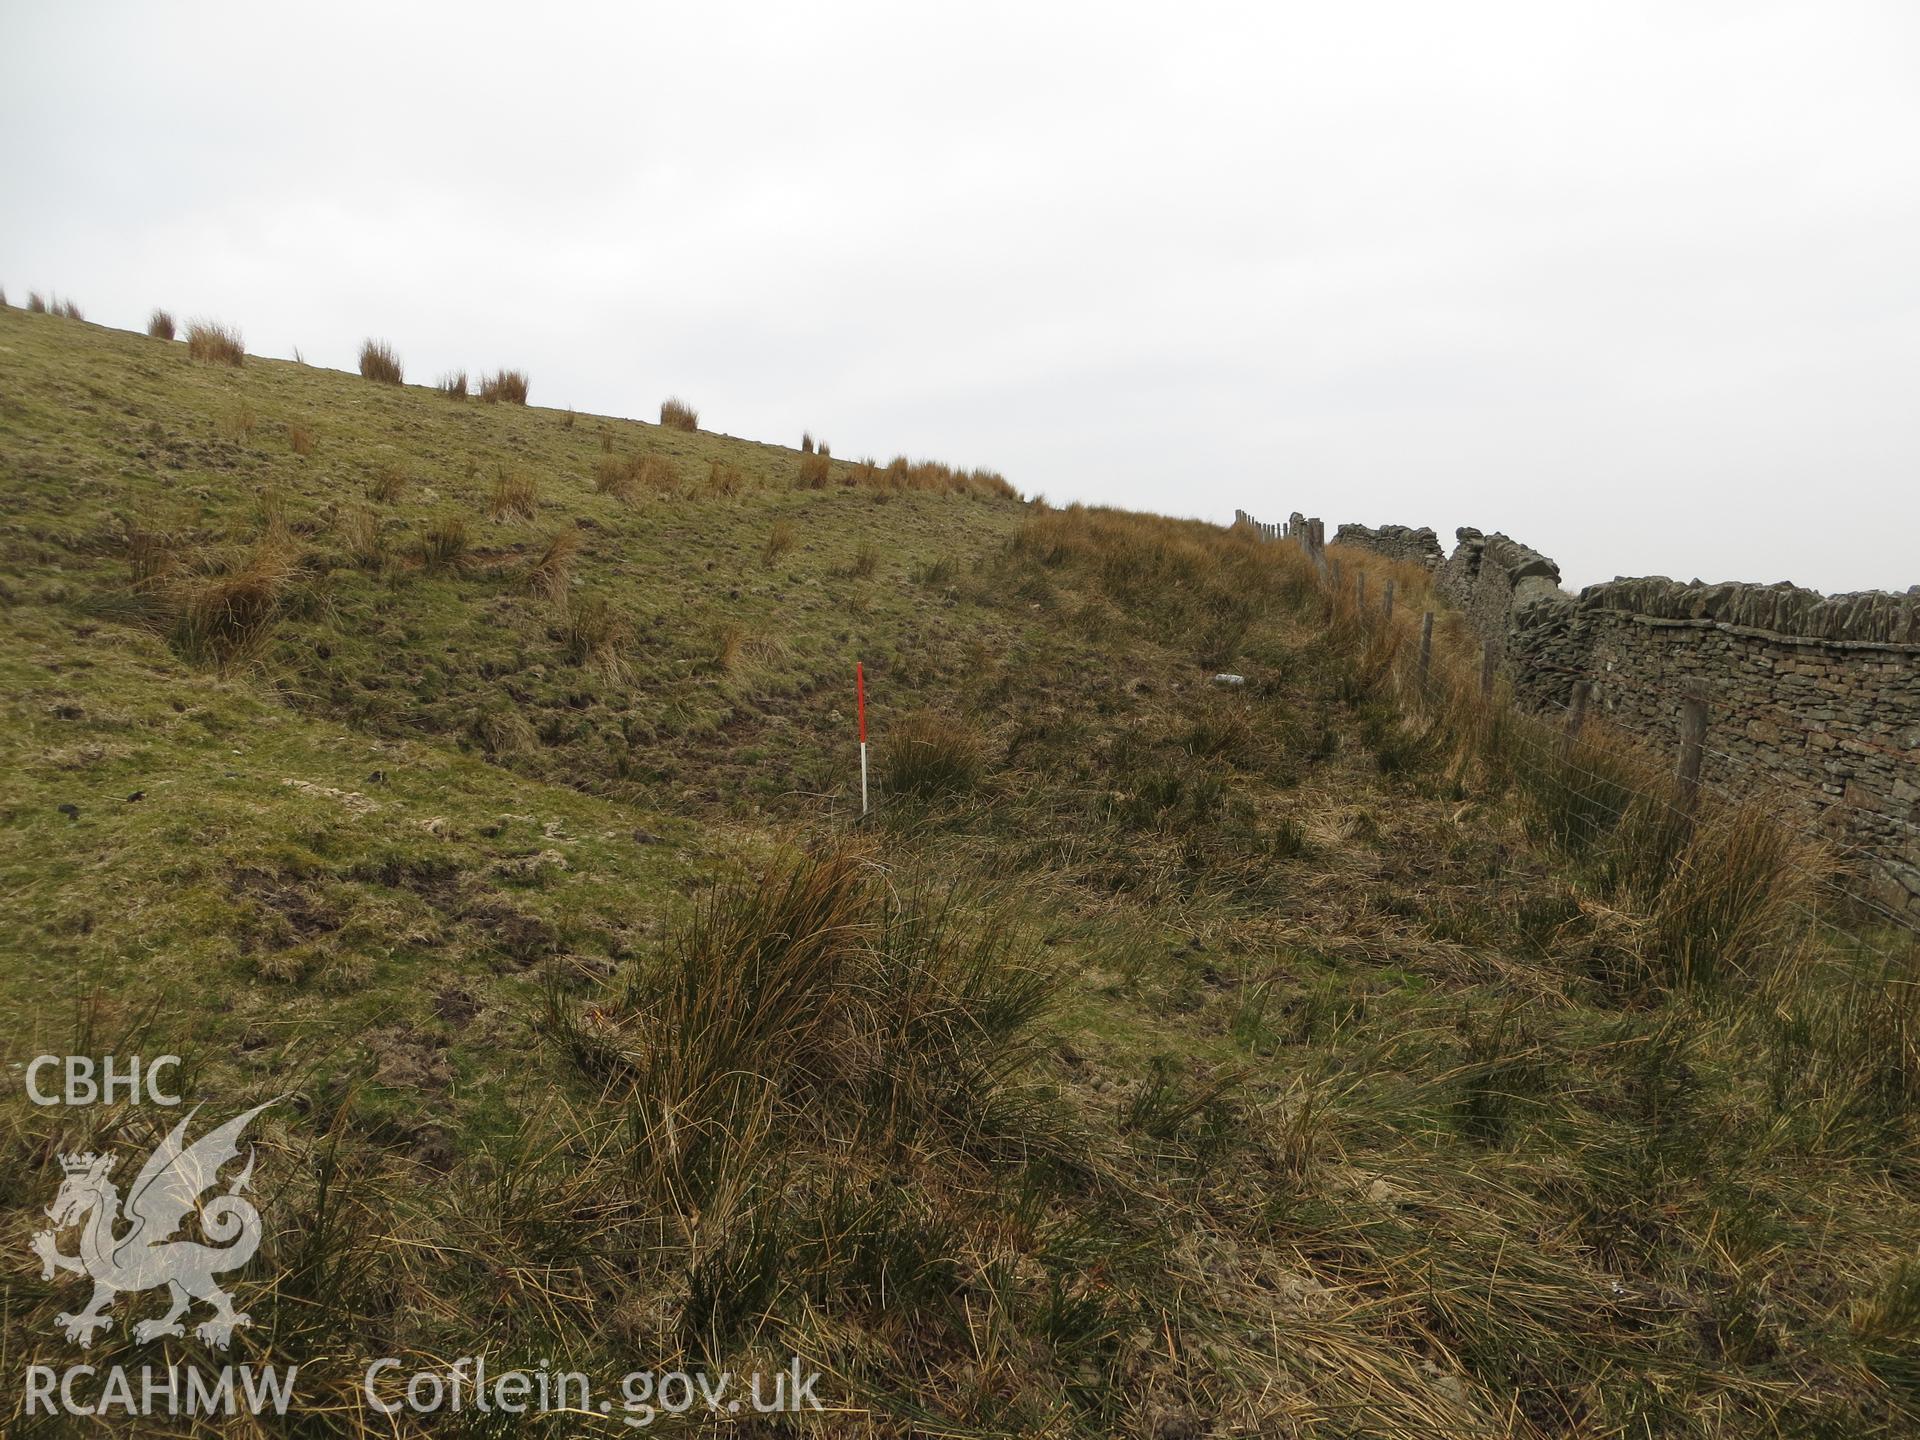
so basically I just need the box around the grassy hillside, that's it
[3,304,1918,1437]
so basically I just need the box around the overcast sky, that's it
[5,1,1916,593]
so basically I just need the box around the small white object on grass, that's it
[1211,673,1246,687]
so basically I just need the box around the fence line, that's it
[1236,503,1912,917]
[1304,525,1917,951]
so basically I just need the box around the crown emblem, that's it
[57,1152,115,1176]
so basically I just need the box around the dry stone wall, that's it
[1324,519,1920,917]
[1332,522,1445,570]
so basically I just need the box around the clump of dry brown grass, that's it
[186,320,245,366]
[562,594,632,681]
[366,464,407,503]
[522,527,581,601]
[849,542,879,579]
[488,469,539,521]
[479,369,529,404]
[468,706,537,758]
[761,519,796,568]
[706,461,745,497]
[123,526,178,590]
[358,339,404,385]
[252,487,292,542]
[26,292,48,313]
[170,538,296,670]
[1645,804,1817,987]
[220,403,257,443]
[795,452,830,489]
[636,455,678,493]
[288,423,315,456]
[659,396,699,431]
[593,453,637,501]
[339,507,386,570]
[594,453,678,500]
[146,309,175,340]
[417,515,470,572]
[845,454,1017,500]
[55,296,83,320]
[883,713,986,798]
[800,432,815,454]
[436,371,468,399]
[710,620,746,673]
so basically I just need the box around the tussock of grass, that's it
[635,455,677,492]
[416,514,470,572]
[468,703,536,756]
[436,370,468,399]
[186,319,245,366]
[339,506,385,569]
[555,845,1058,1206]
[595,453,678,500]
[795,451,830,489]
[882,711,985,797]
[146,308,175,340]
[287,422,315,456]
[219,402,257,442]
[706,461,744,497]
[912,554,955,587]
[479,368,529,404]
[366,463,407,503]
[710,620,746,673]
[561,594,631,680]
[1648,804,1815,986]
[169,538,296,669]
[872,454,1017,500]
[358,338,404,385]
[660,396,699,431]
[592,452,636,500]
[487,468,538,521]
[760,519,796,567]
[522,527,580,601]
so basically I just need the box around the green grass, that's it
[1,306,1917,1436]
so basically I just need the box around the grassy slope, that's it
[2,306,1918,1438]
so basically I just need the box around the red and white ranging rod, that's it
[856,661,869,815]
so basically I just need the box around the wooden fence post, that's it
[1479,639,1496,699]
[1676,688,1708,814]
[1563,679,1590,754]
[1417,612,1434,693]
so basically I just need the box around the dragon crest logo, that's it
[30,1100,277,1349]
